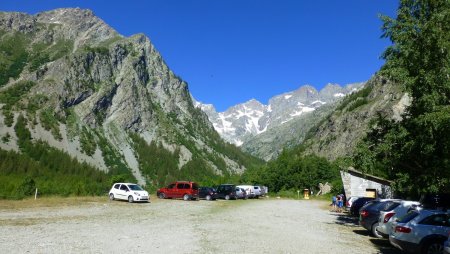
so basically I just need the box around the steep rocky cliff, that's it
[0,8,260,186]
[303,75,410,160]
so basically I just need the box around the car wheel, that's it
[225,195,230,200]
[183,194,190,201]
[371,223,382,238]
[206,195,212,201]
[109,193,114,201]
[423,240,444,254]
[158,193,165,199]
[128,195,133,203]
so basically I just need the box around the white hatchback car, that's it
[109,183,149,203]
[377,200,420,238]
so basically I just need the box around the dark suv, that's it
[199,187,218,201]
[157,181,199,201]
[350,197,376,216]
[216,184,237,200]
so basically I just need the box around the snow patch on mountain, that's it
[194,82,365,146]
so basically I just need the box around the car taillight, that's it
[346,201,350,207]
[383,212,395,223]
[395,226,411,233]
[360,210,369,217]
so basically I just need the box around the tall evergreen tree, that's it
[356,0,450,196]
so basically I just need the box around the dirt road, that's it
[0,197,399,253]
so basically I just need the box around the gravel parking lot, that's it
[0,197,401,253]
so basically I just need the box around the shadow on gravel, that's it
[369,239,403,254]
[332,213,402,254]
[353,229,371,236]
[330,213,360,227]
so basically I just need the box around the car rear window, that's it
[398,210,420,223]
[379,201,400,211]
[192,183,198,190]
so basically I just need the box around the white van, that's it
[236,185,256,198]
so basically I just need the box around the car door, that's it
[417,213,450,240]
[166,183,176,198]
[118,184,129,200]
[176,183,185,198]
[216,185,224,198]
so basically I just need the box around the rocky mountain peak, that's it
[196,82,365,146]
[0,8,257,187]
[36,8,119,50]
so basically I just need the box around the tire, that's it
[158,193,165,199]
[371,223,382,238]
[225,195,230,200]
[183,194,190,201]
[422,240,444,254]
[128,195,133,203]
[109,193,114,201]
[206,195,212,201]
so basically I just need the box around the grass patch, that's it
[0,196,107,210]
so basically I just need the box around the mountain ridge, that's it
[194,81,365,147]
[0,8,261,190]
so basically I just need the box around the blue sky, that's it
[1,1,398,111]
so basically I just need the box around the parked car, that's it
[359,199,401,237]
[377,200,420,238]
[198,187,217,201]
[235,187,247,199]
[253,186,262,198]
[157,181,199,201]
[257,185,268,197]
[444,232,450,254]
[237,185,255,198]
[350,197,376,216]
[109,183,149,203]
[389,209,450,254]
[216,184,237,200]
[346,196,360,210]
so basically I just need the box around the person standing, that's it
[337,195,344,213]
[331,195,337,212]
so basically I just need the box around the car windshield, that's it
[128,184,143,191]
[192,183,199,190]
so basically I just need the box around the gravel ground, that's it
[0,197,401,253]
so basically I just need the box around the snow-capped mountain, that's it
[194,82,365,146]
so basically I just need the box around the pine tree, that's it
[357,0,450,195]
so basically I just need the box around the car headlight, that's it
[134,192,140,196]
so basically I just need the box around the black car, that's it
[216,184,237,200]
[350,197,376,216]
[198,187,217,201]
[359,200,400,237]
